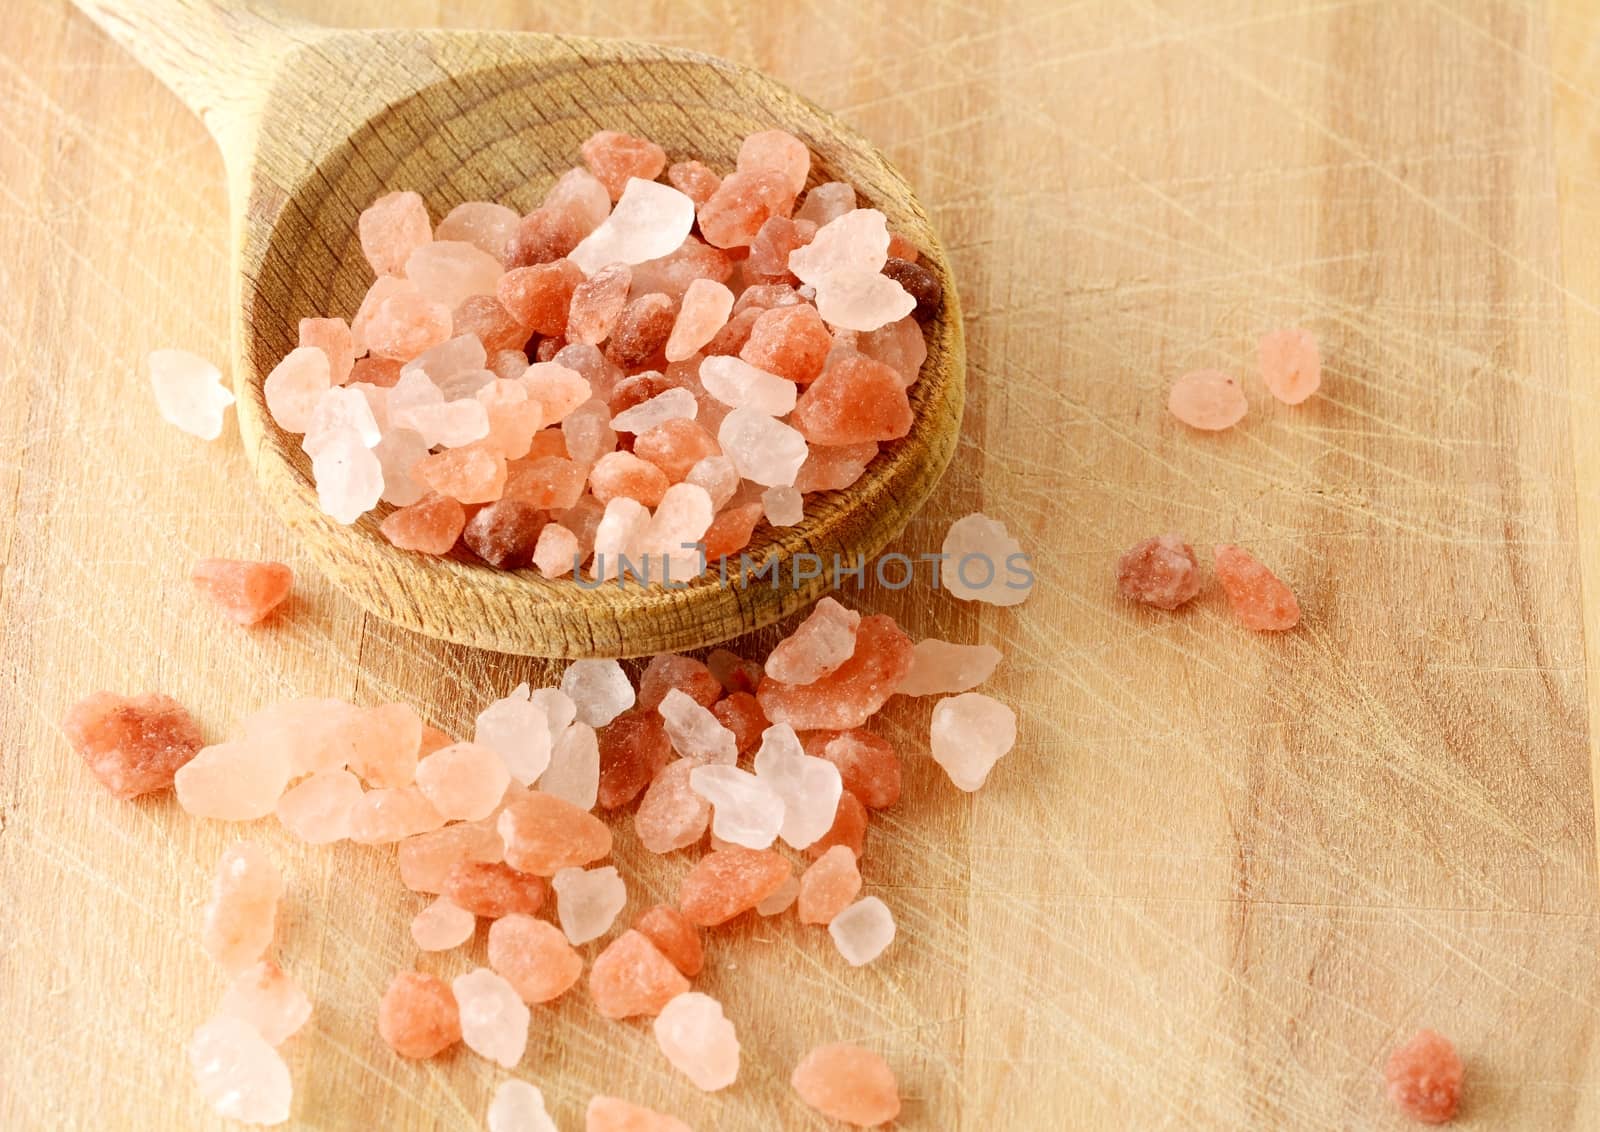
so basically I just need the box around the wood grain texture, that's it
[2,1,1598,1130]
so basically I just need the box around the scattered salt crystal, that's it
[761,485,802,527]
[347,786,446,844]
[829,895,895,966]
[1386,1028,1463,1124]
[475,691,553,785]
[634,761,711,853]
[737,129,810,195]
[588,931,689,1019]
[217,960,311,1045]
[488,1079,560,1132]
[190,559,293,627]
[61,690,204,800]
[765,597,860,684]
[415,742,511,821]
[189,1016,293,1126]
[148,348,234,439]
[551,864,627,944]
[1214,544,1300,631]
[311,428,384,524]
[568,178,696,275]
[452,968,531,1068]
[755,872,799,916]
[930,692,1016,791]
[177,739,292,821]
[264,346,332,432]
[940,512,1032,605]
[586,1096,693,1132]
[379,970,461,1059]
[797,845,862,925]
[302,386,380,454]
[201,842,282,974]
[374,427,431,506]
[665,278,735,361]
[1258,327,1321,405]
[698,355,797,415]
[897,639,1003,696]
[658,688,736,764]
[1168,369,1247,430]
[411,895,476,952]
[540,721,600,810]
[530,688,580,746]
[610,387,698,434]
[688,763,784,849]
[560,660,635,726]
[717,408,808,486]
[274,769,361,843]
[653,991,740,1091]
[753,723,843,850]
[791,1042,901,1127]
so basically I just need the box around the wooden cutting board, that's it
[3,1,1598,1129]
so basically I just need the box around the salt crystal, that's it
[585,1097,693,1132]
[752,723,842,850]
[359,190,432,276]
[299,317,356,385]
[791,1042,901,1127]
[405,397,491,449]
[698,169,795,249]
[718,408,807,486]
[563,399,619,467]
[566,264,633,345]
[217,960,312,1045]
[713,693,767,757]
[232,698,359,778]
[405,240,504,311]
[189,1017,292,1126]
[544,166,612,233]
[403,333,488,386]
[399,821,504,893]
[568,179,696,276]
[452,968,530,1068]
[658,688,736,764]
[436,366,497,402]
[588,931,689,1019]
[789,208,890,286]
[589,497,651,582]
[446,860,549,918]
[436,201,521,261]
[552,864,627,944]
[856,315,929,385]
[541,722,600,810]
[463,498,544,568]
[1213,544,1300,631]
[688,763,783,849]
[633,761,710,853]
[756,872,799,916]
[530,688,579,746]
[1116,533,1202,611]
[634,905,704,977]
[311,428,384,524]
[815,269,917,333]
[347,701,424,788]
[581,131,668,199]
[757,613,913,731]
[201,842,282,974]
[1385,1028,1463,1124]
[274,769,361,843]
[665,278,735,362]
[176,740,291,821]
[475,692,553,785]
[414,443,507,505]
[897,639,1003,696]
[797,845,862,925]
[940,512,1032,605]
[533,522,580,579]
[193,556,293,628]
[386,368,445,432]
[637,483,714,580]
[488,913,583,1004]
[737,129,810,195]
[1259,327,1321,405]
[378,970,460,1059]
[411,895,476,951]
[373,428,431,506]
[264,346,331,432]
[1168,369,1248,430]
[790,353,912,444]
[488,1079,560,1132]
[653,991,740,1091]
[497,792,613,875]
[347,787,445,844]
[828,896,895,966]
[415,742,511,821]
[794,441,876,494]
[667,160,721,206]
[794,182,856,227]
[148,348,234,439]
[589,451,670,507]
[761,485,802,527]
[685,456,740,511]
[560,660,635,726]
[765,597,860,684]
[61,690,204,800]
[930,692,1016,791]
[301,387,381,457]
[610,387,698,434]
[381,491,466,555]
[697,355,795,417]
[677,846,790,926]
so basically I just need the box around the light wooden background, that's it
[4,1,1600,1129]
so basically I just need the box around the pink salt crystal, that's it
[597,709,672,809]
[685,455,740,510]
[567,264,633,345]
[886,231,920,261]
[732,282,803,317]
[931,692,1016,791]
[791,353,912,445]
[411,895,476,951]
[1213,544,1301,631]
[795,182,856,227]
[807,787,868,860]
[747,215,816,279]
[639,654,720,712]
[1386,1028,1463,1124]
[758,614,913,730]
[803,730,900,810]
[201,842,282,974]
[738,303,832,385]
[798,845,863,925]
[765,597,861,684]
[345,701,424,788]
[585,1097,693,1132]
[569,180,697,276]
[506,457,585,510]
[505,207,584,269]
[189,1017,292,1126]
[634,905,702,978]
[718,408,808,486]
[590,450,671,507]
[381,492,467,556]
[218,960,312,1045]
[792,1042,901,1127]
[703,307,760,357]
[488,913,583,1005]
[176,739,291,821]
[298,316,356,385]
[815,271,916,334]
[702,502,764,562]
[856,315,927,385]
[654,991,740,1091]
[360,190,432,277]
[544,166,612,235]
[366,290,454,363]
[446,860,549,918]
[477,380,542,459]
[667,160,721,207]
[589,497,651,582]
[789,208,889,287]
[588,930,689,1019]
[61,691,203,800]
[712,693,766,757]
[638,483,714,577]
[191,558,293,626]
[660,689,738,765]
[415,742,511,821]
[456,295,530,354]
[232,697,360,778]
[499,260,584,337]
[698,169,795,249]
[406,240,504,311]
[897,639,1003,698]
[406,397,491,449]
[708,649,764,695]
[378,970,461,1059]
[303,386,381,453]
[347,786,445,844]
[635,419,721,483]
[634,760,710,853]
[606,292,676,370]
[631,237,735,300]
[264,346,332,432]
[490,349,530,381]
[148,348,234,440]
[940,512,1033,605]
[793,441,877,494]
[351,275,415,355]
[415,443,507,504]
[756,872,800,916]
[463,499,545,569]
[678,846,791,926]
[611,388,698,435]
[436,200,521,261]
[532,522,580,578]
[581,130,668,200]
[552,864,627,944]
[275,769,362,843]
[350,354,403,387]
[497,791,613,874]
[737,129,810,195]
[1116,533,1203,610]
[1259,327,1321,405]
[398,821,504,893]
[1169,369,1248,430]
[523,362,594,424]
[664,278,734,362]
[829,895,896,966]
[490,1080,558,1132]
[699,355,797,416]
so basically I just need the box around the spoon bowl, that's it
[78,1,965,657]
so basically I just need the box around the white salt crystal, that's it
[829,896,895,966]
[815,269,916,332]
[589,498,651,582]
[302,386,380,456]
[718,409,808,487]
[688,763,783,849]
[148,348,234,440]
[638,483,714,581]
[216,961,312,1046]
[311,427,384,524]
[698,355,797,416]
[897,640,1003,697]
[788,208,890,286]
[940,512,1032,605]
[263,346,332,433]
[658,688,736,764]
[562,398,619,467]
[437,367,497,402]
[652,991,740,1091]
[488,1079,559,1132]
[569,178,696,275]
[404,397,491,448]
[559,660,635,726]
[386,367,444,427]
[475,692,552,785]
[540,721,599,810]
[610,387,698,434]
[373,427,430,506]
[528,688,579,747]
[761,485,803,527]
[686,456,740,510]
[765,596,859,684]
[756,873,799,917]
[189,1016,292,1125]
[551,864,626,945]
[403,334,488,385]
[752,723,842,849]
[452,968,530,1068]
[411,895,475,952]
[930,692,1017,791]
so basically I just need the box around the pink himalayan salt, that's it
[677,846,790,927]
[803,730,901,810]
[856,315,928,385]
[634,419,720,483]
[686,455,740,510]
[347,786,445,844]
[740,303,832,384]
[708,648,764,695]
[299,316,355,385]
[1169,369,1247,430]
[752,725,842,849]
[346,700,424,788]
[756,871,800,916]
[659,687,737,764]
[808,790,868,860]
[585,1096,692,1132]
[506,456,586,511]
[791,1042,901,1127]
[738,129,810,195]
[570,181,696,277]
[791,353,912,445]
[634,760,710,853]
[790,208,889,286]
[406,240,503,311]
[597,709,673,809]
[798,845,863,925]
[930,692,1017,791]
[264,345,332,432]
[505,207,583,269]
[881,257,942,323]
[606,293,676,370]
[765,597,860,684]
[758,614,913,731]
[365,290,454,362]
[796,182,856,227]
[702,501,764,562]
[544,167,612,235]
[713,692,766,756]
[717,408,808,487]
[488,913,583,1004]
[499,260,584,337]
[700,355,797,416]
[589,497,650,582]
[611,387,699,435]
[275,769,363,843]
[665,278,734,361]
[202,842,282,974]
[698,168,795,249]
[381,493,467,555]
[490,1080,558,1132]
[634,904,703,978]
[590,450,670,507]
[412,895,476,951]
[581,130,668,200]
[703,308,759,356]
[190,558,293,626]
[532,522,579,578]
[478,380,543,458]
[60,691,203,800]
[523,363,593,424]
[816,265,915,333]
[552,864,626,944]
[189,1017,292,1126]
[350,355,402,387]
[794,441,877,494]
[639,654,720,712]
[446,860,549,919]
[1213,544,1301,631]
[542,722,601,810]
[398,820,504,893]
[747,216,817,279]
[233,697,359,778]
[415,443,507,504]
[588,930,689,1019]
[414,742,511,821]
[436,201,520,260]
[351,276,413,355]
[653,991,740,1091]
[497,792,613,875]
[1259,327,1321,405]
[218,960,312,1045]
[176,739,291,821]
[1386,1028,1463,1124]
[567,264,632,345]
[940,512,1032,606]
[378,970,461,1059]
[148,347,234,440]
[359,190,432,276]
[897,639,1002,698]
[1117,533,1202,611]
[689,763,781,847]
[464,499,545,568]
[631,237,734,300]
[667,160,721,206]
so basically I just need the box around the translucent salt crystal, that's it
[638,483,713,580]
[189,1016,292,1126]
[274,769,361,843]
[897,639,1003,696]
[797,844,862,924]
[447,860,549,918]
[940,512,1032,605]
[588,931,689,1019]
[765,597,860,684]
[563,399,619,467]
[311,428,384,524]
[264,346,332,432]
[177,740,291,822]
[436,201,520,260]
[378,971,460,1059]
[677,846,790,926]
[590,451,670,507]
[233,698,360,778]
[1214,544,1301,631]
[581,130,668,198]
[149,348,234,439]
[685,456,740,511]
[522,362,592,424]
[540,721,599,810]
[405,240,504,310]
[789,209,890,286]
[475,691,553,785]
[1386,1028,1463,1124]
[930,692,1017,791]
[552,864,627,944]
[737,129,810,194]
[532,523,579,578]
[753,723,842,850]
[665,278,735,361]
[658,688,736,764]
[560,660,635,726]
[399,821,504,893]
[857,315,928,386]
[828,896,895,966]
[498,791,613,876]
[1116,533,1202,611]
[411,895,476,951]
[217,960,311,1045]
[718,408,807,486]
[405,397,491,449]
[387,368,444,431]
[201,842,282,974]
[488,913,583,1005]
[437,366,497,402]
[758,614,912,731]
[360,189,432,276]
[610,387,698,434]
[452,968,531,1068]
[373,427,430,506]
[1168,369,1248,430]
[347,786,446,844]
[653,991,740,1091]
[795,182,856,227]
[699,355,796,416]
[814,269,916,333]
[791,1042,901,1127]
[190,559,293,626]
[1258,327,1321,405]
[415,742,512,821]
[529,688,579,746]
[586,1097,693,1132]
[761,485,802,527]
[689,763,783,849]
[568,178,696,275]
[589,498,651,582]
[61,690,203,799]
[488,1079,559,1132]
[635,905,703,977]
[634,761,710,853]
[302,386,380,455]
[544,166,612,234]
[756,872,799,916]
[404,333,488,386]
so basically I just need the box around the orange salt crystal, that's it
[738,129,810,194]
[797,845,863,925]
[791,1042,901,1127]
[702,503,764,562]
[1258,327,1322,405]
[803,729,901,809]
[707,649,764,695]
[580,130,668,200]
[462,499,545,569]
[487,913,583,1004]
[348,786,444,844]
[504,456,585,510]
[597,709,673,810]
[634,761,710,854]
[667,160,721,207]
[746,215,815,279]
[378,971,460,1059]
[497,260,584,337]
[757,614,913,731]
[347,701,423,788]
[589,451,670,508]
[793,441,877,494]
[359,190,432,277]
[453,294,528,353]
[414,443,507,505]
[1116,533,1202,611]
[380,492,466,555]
[630,238,735,301]
[703,307,761,357]
[1385,1028,1463,1124]
[61,690,203,800]
[588,930,689,1019]
[504,206,583,269]
[806,790,868,860]
[633,418,720,483]
[791,353,913,445]
[477,381,542,460]
[585,1096,692,1132]
[606,293,676,371]
[698,169,795,249]
[364,290,453,362]
[634,904,703,978]
[497,791,612,875]
[886,230,920,262]
[638,654,720,712]
[297,316,354,385]
[664,278,734,362]
[1168,369,1247,431]
[1213,544,1301,631]
[445,860,549,919]
[190,559,293,626]
[608,371,671,418]
[677,846,791,927]
[739,302,831,384]
[415,741,510,821]
[567,263,633,346]
[399,821,504,893]
[712,692,766,756]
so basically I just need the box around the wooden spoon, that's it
[76,0,965,658]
